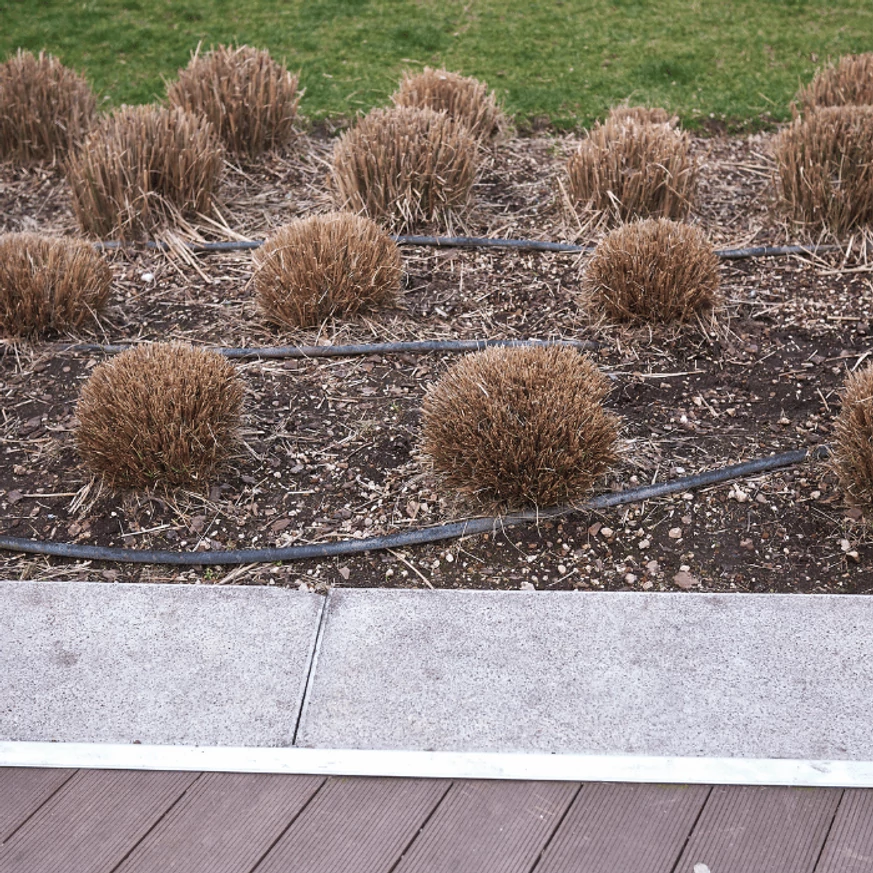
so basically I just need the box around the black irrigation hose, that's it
[0,446,830,567]
[94,236,843,260]
[57,338,599,359]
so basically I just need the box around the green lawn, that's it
[2,0,872,129]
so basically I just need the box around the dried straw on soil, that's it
[253,212,402,329]
[0,232,111,337]
[331,106,479,230]
[76,342,244,490]
[65,105,224,240]
[584,218,720,324]
[421,345,620,510]
[567,115,697,223]
[391,67,504,142]
[798,53,873,110]
[167,45,300,157]
[773,105,873,234]
[0,50,97,164]
[834,363,873,513]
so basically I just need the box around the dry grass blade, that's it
[167,44,300,157]
[798,53,873,111]
[253,212,402,329]
[567,115,697,223]
[0,232,111,337]
[584,218,720,324]
[773,105,873,235]
[76,342,244,490]
[331,106,480,231]
[65,104,224,240]
[391,67,505,142]
[421,345,620,511]
[834,363,873,514]
[0,49,96,165]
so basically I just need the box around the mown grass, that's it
[2,0,871,129]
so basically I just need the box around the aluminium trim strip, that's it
[2,742,873,788]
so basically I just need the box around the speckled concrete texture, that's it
[296,589,873,758]
[0,581,324,746]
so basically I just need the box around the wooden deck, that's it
[1,768,872,872]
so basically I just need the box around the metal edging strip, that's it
[3,742,873,788]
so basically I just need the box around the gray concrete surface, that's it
[0,581,324,746]
[296,589,873,759]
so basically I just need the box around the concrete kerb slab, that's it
[296,589,873,761]
[4,583,873,783]
[0,581,325,746]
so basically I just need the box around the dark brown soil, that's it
[2,129,873,593]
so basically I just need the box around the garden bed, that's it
[1,129,872,593]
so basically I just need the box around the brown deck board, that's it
[393,779,578,873]
[535,782,711,873]
[0,768,76,843]
[674,785,842,873]
[114,772,325,873]
[816,789,873,873]
[0,769,197,873]
[254,776,447,873]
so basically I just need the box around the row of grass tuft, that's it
[1,0,872,129]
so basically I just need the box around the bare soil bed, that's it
[2,128,873,594]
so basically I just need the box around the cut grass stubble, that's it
[65,104,224,239]
[0,233,111,337]
[422,345,620,511]
[331,106,479,231]
[76,342,244,490]
[167,44,300,157]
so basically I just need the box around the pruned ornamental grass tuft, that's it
[421,345,620,511]
[607,105,676,127]
[567,115,697,223]
[834,363,873,514]
[331,106,479,230]
[391,67,504,142]
[76,342,244,490]
[773,105,873,234]
[584,219,720,324]
[0,50,97,165]
[798,53,873,110]
[65,104,224,239]
[253,212,402,329]
[166,45,300,157]
[0,232,111,337]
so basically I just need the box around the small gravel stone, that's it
[668,527,683,539]
[673,570,698,589]
[600,526,614,538]
[638,538,651,549]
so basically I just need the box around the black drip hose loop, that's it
[0,445,830,567]
[94,236,843,260]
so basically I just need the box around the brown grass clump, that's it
[0,232,111,337]
[773,106,873,234]
[253,212,402,329]
[567,116,697,222]
[331,106,479,230]
[608,105,676,127]
[798,53,873,111]
[65,104,224,239]
[584,219,720,324]
[421,345,620,510]
[166,45,300,157]
[833,363,873,513]
[0,50,97,164]
[391,67,504,142]
[76,342,244,490]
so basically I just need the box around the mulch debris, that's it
[2,128,873,594]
